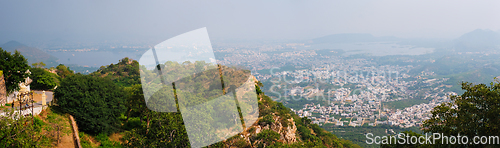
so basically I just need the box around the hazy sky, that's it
[1,0,499,43]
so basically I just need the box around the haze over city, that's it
[1,0,500,44]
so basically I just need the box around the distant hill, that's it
[311,29,500,51]
[0,41,59,67]
[453,29,500,52]
[409,55,481,76]
[311,33,400,44]
[90,57,140,87]
[445,64,500,85]
[1,40,25,48]
[410,54,499,81]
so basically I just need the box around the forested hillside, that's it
[61,57,360,147]
[90,57,140,87]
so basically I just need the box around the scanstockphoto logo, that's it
[138,28,259,148]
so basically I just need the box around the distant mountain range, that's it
[311,29,500,52]
[0,41,59,67]
[453,29,500,52]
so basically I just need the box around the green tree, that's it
[255,130,280,147]
[422,81,500,147]
[55,64,74,78]
[122,84,190,147]
[30,67,59,90]
[259,114,274,126]
[31,61,46,68]
[0,108,50,147]
[91,58,141,87]
[0,48,30,93]
[53,74,125,135]
[123,84,144,121]
[120,57,129,65]
[123,112,190,148]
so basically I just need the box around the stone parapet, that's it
[0,70,6,106]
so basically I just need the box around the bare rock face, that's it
[240,114,298,146]
[0,71,6,106]
[283,118,298,143]
[265,116,297,143]
[227,75,298,147]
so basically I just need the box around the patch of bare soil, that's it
[37,108,75,148]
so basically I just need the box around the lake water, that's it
[302,42,434,56]
[48,51,143,67]
[48,42,434,67]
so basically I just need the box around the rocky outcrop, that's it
[239,113,298,146]
[220,75,303,147]
[282,118,298,143]
[0,70,6,106]
[262,116,297,144]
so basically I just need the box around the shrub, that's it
[95,133,122,148]
[54,74,126,135]
[255,130,280,146]
[259,114,274,126]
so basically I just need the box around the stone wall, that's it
[0,106,44,117]
[0,70,6,106]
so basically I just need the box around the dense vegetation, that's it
[54,74,126,135]
[0,47,30,93]
[380,81,500,147]
[90,57,140,87]
[322,124,421,148]
[421,81,500,147]
[0,109,49,147]
[55,64,75,79]
[71,58,359,147]
[121,84,190,147]
[29,66,60,90]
